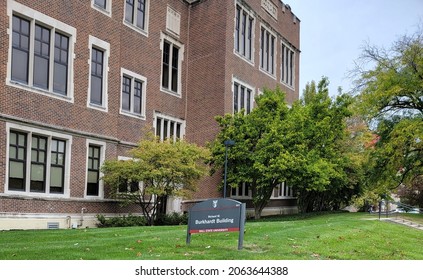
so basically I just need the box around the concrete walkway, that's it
[385,218,423,231]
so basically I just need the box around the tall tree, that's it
[289,78,359,212]
[101,134,210,225]
[209,87,291,219]
[209,82,358,216]
[352,26,423,193]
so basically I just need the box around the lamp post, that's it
[223,139,235,198]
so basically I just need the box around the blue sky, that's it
[285,0,423,96]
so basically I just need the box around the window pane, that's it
[33,25,50,89]
[50,166,63,187]
[10,147,17,159]
[94,0,107,9]
[90,76,102,105]
[33,56,49,89]
[136,0,146,29]
[176,123,181,139]
[162,42,170,89]
[233,83,238,113]
[134,80,142,114]
[54,33,69,95]
[53,63,67,94]
[125,0,134,23]
[90,48,103,105]
[11,49,29,83]
[156,118,162,138]
[31,164,45,181]
[122,76,131,111]
[87,183,99,196]
[11,16,30,83]
[171,46,179,92]
[18,148,25,160]
[10,161,24,178]
[88,170,98,183]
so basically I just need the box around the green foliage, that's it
[96,214,147,227]
[96,212,188,227]
[101,133,210,226]
[155,212,188,226]
[209,87,291,219]
[352,26,423,195]
[209,82,360,216]
[289,78,362,212]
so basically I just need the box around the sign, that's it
[186,198,246,250]
[261,0,278,20]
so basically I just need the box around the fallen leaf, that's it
[136,252,142,257]
[137,240,142,243]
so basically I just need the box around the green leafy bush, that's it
[96,214,147,227]
[155,212,188,225]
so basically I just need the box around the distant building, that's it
[0,0,300,229]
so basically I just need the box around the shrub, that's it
[96,214,147,227]
[155,212,188,226]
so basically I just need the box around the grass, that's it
[0,212,422,260]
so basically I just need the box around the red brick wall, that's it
[0,0,300,215]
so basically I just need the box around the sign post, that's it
[186,198,246,250]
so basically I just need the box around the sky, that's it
[284,0,423,96]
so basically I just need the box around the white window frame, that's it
[85,139,106,199]
[6,0,76,103]
[259,24,277,79]
[91,0,112,17]
[160,33,184,98]
[232,77,255,114]
[271,182,295,199]
[5,122,72,198]
[87,35,110,112]
[120,68,147,119]
[281,41,296,89]
[231,182,252,199]
[153,112,186,142]
[234,3,255,65]
[123,0,149,37]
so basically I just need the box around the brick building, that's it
[0,0,300,229]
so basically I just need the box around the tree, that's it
[352,26,423,193]
[209,82,359,217]
[288,78,360,212]
[208,87,291,219]
[101,134,210,225]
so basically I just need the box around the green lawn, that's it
[0,212,422,260]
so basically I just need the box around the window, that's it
[92,0,112,16]
[8,2,76,100]
[231,182,252,198]
[234,4,254,61]
[120,68,146,118]
[260,26,276,76]
[272,182,295,198]
[6,124,71,196]
[88,36,110,111]
[161,33,184,96]
[124,0,148,34]
[94,0,107,9]
[154,113,185,142]
[86,141,106,198]
[87,145,101,196]
[8,131,27,191]
[233,79,254,114]
[90,48,104,105]
[281,43,295,88]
